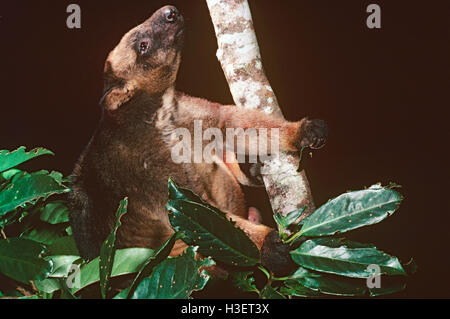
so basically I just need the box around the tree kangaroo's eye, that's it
[165,10,177,22]
[139,41,149,55]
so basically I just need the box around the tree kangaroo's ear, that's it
[99,83,136,111]
[100,61,137,111]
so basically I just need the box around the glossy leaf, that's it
[0,147,54,173]
[369,282,407,296]
[168,177,237,219]
[168,199,260,266]
[39,201,69,224]
[0,238,53,284]
[60,281,78,299]
[274,207,305,240]
[300,184,403,236]
[259,285,286,299]
[46,255,81,278]
[168,177,202,202]
[290,238,406,278]
[34,256,80,294]
[279,268,321,298]
[0,170,70,218]
[280,267,405,298]
[286,267,367,296]
[274,207,305,229]
[34,278,61,294]
[0,169,22,185]
[99,197,128,299]
[19,295,40,299]
[21,228,65,245]
[232,271,259,294]
[127,247,214,299]
[71,248,154,294]
[167,179,260,267]
[168,177,254,225]
[46,236,80,256]
[280,283,321,298]
[124,232,182,299]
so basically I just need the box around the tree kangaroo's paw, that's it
[261,230,297,276]
[300,118,328,150]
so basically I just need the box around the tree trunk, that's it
[206,0,315,218]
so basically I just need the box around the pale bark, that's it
[206,0,315,217]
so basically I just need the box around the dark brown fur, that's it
[69,6,328,271]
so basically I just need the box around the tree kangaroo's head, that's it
[102,6,184,111]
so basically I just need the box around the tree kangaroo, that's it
[68,6,328,275]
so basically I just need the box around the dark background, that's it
[0,0,449,298]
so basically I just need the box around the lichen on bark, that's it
[206,0,315,218]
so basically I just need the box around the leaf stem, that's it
[271,276,290,281]
[285,231,303,245]
[258,265,271,280]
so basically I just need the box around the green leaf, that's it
[19,203,69,243]
[39,201,69,224]
[0,147,54,173]
[125,247,214,299]
[0,169,22,185]
[259,285,286,299]
[280,283,321,298]
[0,238,53,284]
[168,177,203,202]
[34,278,61,294]
[0,170,70,218]
[231,271,259,294]
[290,238,406,278]
[285,267,367,296]
[274,207,305,230]
[300,184,403,237]
[274,207,305,240]
[99,197,128,299]
[60,279,78,299]
[168,199,260,266]
[46,255,81,278]
[34,256,80,294]
[369,282,406,296]
[123,232,182,299]
[46,236,80,256]
[21,227,66,245]
[71,248,154,294]
[166,179,260,267]
[278,268,321,298]
[168,177,254,225]
[19,295,40,299]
